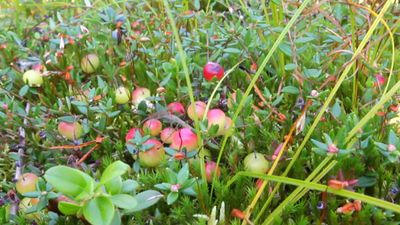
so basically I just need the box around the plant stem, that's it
[261,160,337,224]
[241,100,311,224]
[162,0,209,210]
[249,1,395,222]
[254,155,334,223]
[234,171,400,214]
[211,1,313,214]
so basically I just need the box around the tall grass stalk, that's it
[262,160,338,225]
[254,155,334,222]
[343,1,396,96]
[210,0,313,218]
[347,78,400,142]
[238,100,311,222]
[162,0,208,202]
[232,171,400,214]
[349,2,358,113]
[249,0,395,222]
[282,0,395,184]
[259,69,400,219]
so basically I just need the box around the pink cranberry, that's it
[374,73,386,87]
[187,101,207,120]
[160,127,176,144]
[207,109,226,136]
[125,128,144,142]
[167,102,186,116]
[203,62,224,81]
[170,128,198,151]
[131,87,151,107]
[143,119,162,136]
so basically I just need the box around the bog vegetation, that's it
[1,0,400,225]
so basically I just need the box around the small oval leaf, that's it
[125,190,163,212]
[109,194,137,210]
[44,166,94,199]
[100,161,129,184]
[105,176,122,195]
[83,196,115,225]
[58,201,81,215]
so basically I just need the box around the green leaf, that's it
[223,48,242,54]
[110,210,121,225]
[389,130,398,144]
[271,0,281,4]
[105,176,122,195]
[100,161,129,184]
[304,69,322,78]
[331,101,341,118]
[295,36,315,44]
[208,124,219,136]
[160,73,172,86]
[36,197,48,211]
[177,163,189,184]
[121,180,139,193]
[58,116,76,123]
[49,18,56,30]
[272,95,283,106]
[278,43,292,56]
[374,142,388,150]
[327,34,344,43]
[323,133,333,145]
[311,139,328,150]
[356,176,377,187]
[58,201,81,215]
[193,0,200,10]
[167,192,179,205]
[138,101,147,112]
[19,85,29,97]
[182,187,197,197]
[181,178,196,189]
[312,147,328,156]
[71,100,87,107]
[166,168,177,184]
[76,106,88,115]
[125,190,163,212]
[164,147,178,156]
[44,166,94,199]
[83,196,115,225]
[284,63,297,71]
[24,205,39,214]
[154,183,171,191]
[281,86,299,94]
[132,161,141,173]
[186,150,198,158]
[107,111,120,118]
[47,192,59,199]
[22,191,41,198]
[109,194,137,210]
